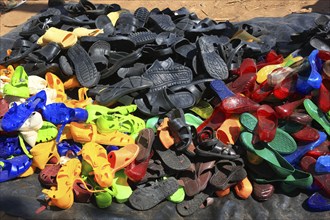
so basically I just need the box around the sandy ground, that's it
[0,0,329,36]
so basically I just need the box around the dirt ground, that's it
[0,0,329,36]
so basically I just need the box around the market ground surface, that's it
[1,0,330,36]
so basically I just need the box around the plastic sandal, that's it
[38,164,61,188]
[28,75,47,95]
[57,140,82,157]
[252,182,274,201]
[45,72,67,102]
[3,66,29,98]
[157,117,175,149]
[85,175,114,209]
[64,87,93,108]
[36,121,58,143]
[112,169,133,203]
[85,104,137,123]
[184,113,203,129]
[240,131,295,178]
[129,177,179,210]
[0,137,21,159]
[96,113,145,136]
[304,99,330,135]
[190,100,213,119]
[30,140,60,170]
[234,177,253,199]
[42,158,81,209]
[307,192,330,211]
[255,105,278,143]
[240,113,297,154]
[37,27,78,49]
[73,179,93,203]
[70,122,134,146]
[216,115,241,145]
[256,50,303,84]
[81,142,113,188]
[0,155,32,183]
[315,155,330,173]
[108,144,139,171]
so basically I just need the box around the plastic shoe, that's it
[273,75,297,100]
[70,122,134,146]
[85,104,137,123]
[18,111,43,147]
[64,87,93,108]
[72,27,103,37]
[38,27,77,49]
[30,140,60,170]
[274,98,305,119]
[296,50,322,94]
[304,99,330,135]
[81,142,113,188]
[256,51,303,84]
[108,144,139,171]
[240,113,297,154]
[221,94,260,114]
[216,115,241,145]
[1,91,47,132]
[42,158,82,209]
[255,105,277,143]
[184,113,203,129]
[57,141,82,157]
[86,175,114,209]
[234,177,253,199]
[3,66,30,98]
[190,100,213,119]
[0,155,32,183]
[45,72,67,102]
[307,192,330,211]
[96,113,145,136]
[318,78,330,113]
[315,155,330,173]
[28,75,47,95]
[0,137,21,159]
[112,169,133,203]
[36,121,58,143]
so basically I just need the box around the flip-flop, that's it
[129,177,179,210]
[240,131,295,178]
[0,155,32,183]
[112,169,133,203]
[70,122,134,146]
[239,112,297,154]
[81,142,113,188]
[37,27,77,49]
[304,99,330,135]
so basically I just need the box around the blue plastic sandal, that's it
[57,140,82,157]
[210,79,234,100]
[0,137,21,159]
[0,154,32,182]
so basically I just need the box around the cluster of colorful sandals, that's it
[0,0,330,215]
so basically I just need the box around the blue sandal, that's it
[0,154,32,182]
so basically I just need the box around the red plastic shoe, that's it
[289,112,313,125]
[221,94,260,114]
[255,105,277,143]
[197,104,226,132]
[256,50,284,70]
[305,140,330,159]
[274,98,305,119]
[273,75,297,100]
[318,79,330,113]
[291,126,320,142]
[318,50,330,61]
[251,81,274,102]
[228,72,256,97]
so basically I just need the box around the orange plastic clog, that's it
[108,144,139,171]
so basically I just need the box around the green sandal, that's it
[85,104,137,123]
[86,176,114,209]
[240,131,295,178]
[3,66,29,98]
[96,113,145,136]
[112,170,133,203]
[36,121,58,143]
[304,99,330,135]
[239,113,297,154]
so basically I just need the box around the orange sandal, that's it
[81,142,114,188]
[63,76,81,90]
[65,87,93,108]
[157,117,174,149]
[30,140,60,170]
[42,158,81,209]
[70,122,134,146]
[108,144,139,171]
[45,72,67,102]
